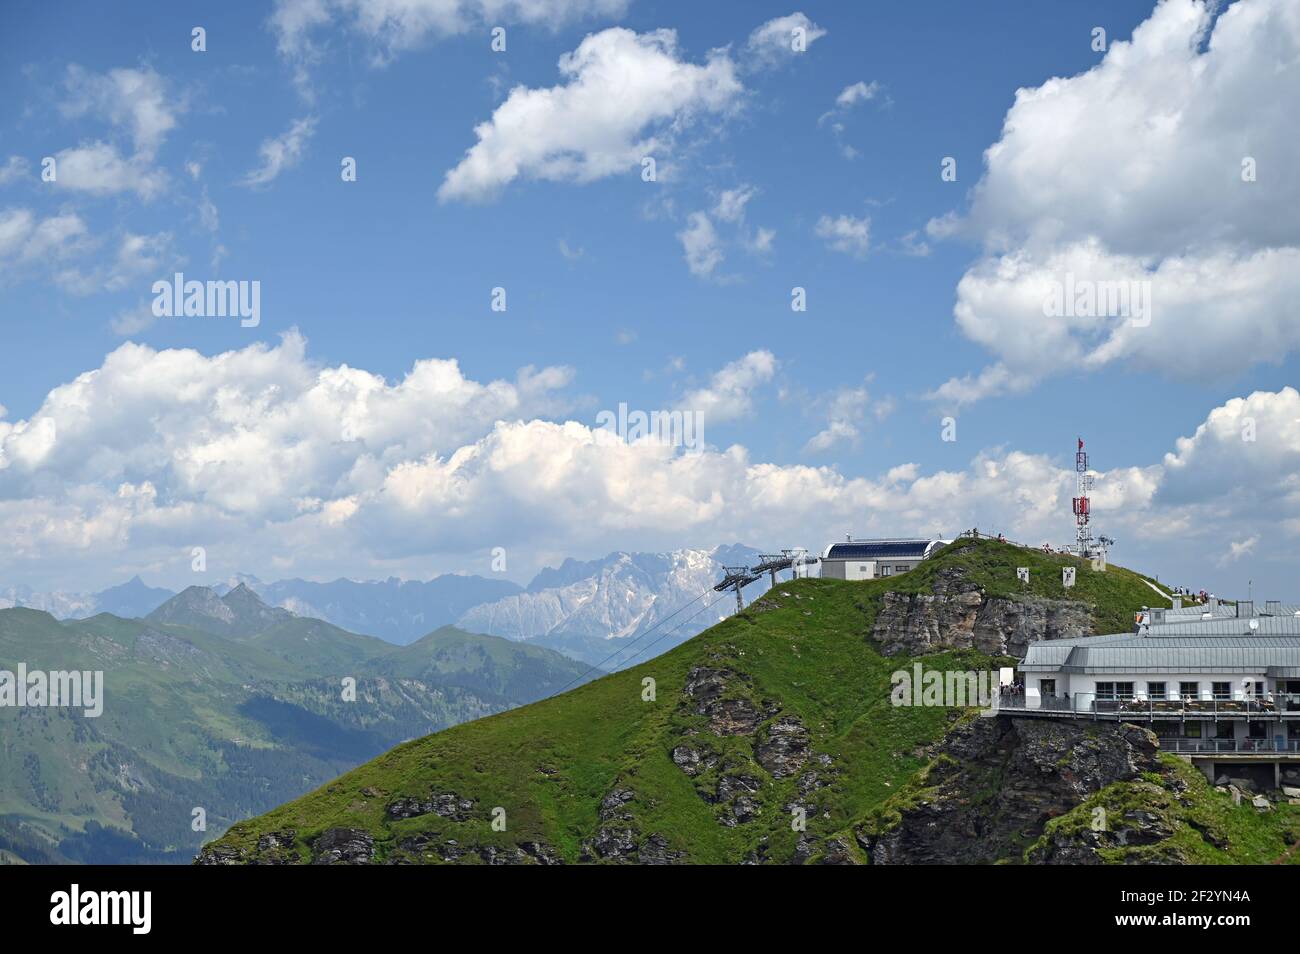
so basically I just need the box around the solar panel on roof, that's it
[825,541,931,560]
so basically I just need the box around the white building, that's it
[819,538,949,581]
[1013,601,1300,784]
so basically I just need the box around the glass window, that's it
[1212,682,1231,700]
[1184,721,1203,738]
[1147,682,1167,700]
[1040,679,1056,696]
[1215,723,1234,740]
[1115,682,1134,699]
[880,566,892,576]
[1179,681,1199,700]
[1096,682,1115,700]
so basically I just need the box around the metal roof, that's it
[1162,604,1236,619]
[1157,602,1300,621]
[1142,615,1300,637]
[823,539,936,561]
[1022,634,1300,674]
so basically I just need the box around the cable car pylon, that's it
[714,565,761,614]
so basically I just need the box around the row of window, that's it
[857,564,917,576]
[1093,681,1265,701]
[869,564,915,577]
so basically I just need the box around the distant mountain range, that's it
[1,544,773,665]
[457,545,767,665]
[0,584,592,865]
[0,573,520,643]
[217,574,523,644]
[206,540,1290,867]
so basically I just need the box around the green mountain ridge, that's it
[201,538,1283,865]
[0,594,593,865]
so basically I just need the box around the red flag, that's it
[1077,437,1084,450]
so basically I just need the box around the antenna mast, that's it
[1072,437,1094,557]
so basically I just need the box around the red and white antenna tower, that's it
[1072,437,1094,557]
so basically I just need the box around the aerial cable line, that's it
[551,587,713,694]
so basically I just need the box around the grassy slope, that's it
[204,538,1170,864]
[0,608,592,861]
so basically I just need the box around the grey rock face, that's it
[870,565,1093,657]
[671,742,714,776]
[683,666,764,735]
[1029,788,1185,864]
[600,787,636,821]
[860,717,1160,865]
[386,792,474,821]
[312,827,375,864]
[754,716,811,779]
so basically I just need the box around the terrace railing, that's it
[994,691,1300,719]
[1160,738,1300,754]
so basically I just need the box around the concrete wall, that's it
[822,558,923,581]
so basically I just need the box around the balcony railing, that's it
[1161,738,1300,754]
[994,691,1300,719]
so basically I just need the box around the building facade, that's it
[1012,601,1300,784]
[819,538,949,581]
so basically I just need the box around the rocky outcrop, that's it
[670,666,838,853]
[671,742,716,777]
[312,827,375,864]
[754,716,810,779]
[195,829,299,865]
[393,834,563,865]
[577,783,687,863]
[859,717,1160,864]
[386,792,474,821]
[870,565,1092,657]
[683,666,770,735]
[580,823,684,864]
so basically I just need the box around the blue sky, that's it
[0,0,1297,598]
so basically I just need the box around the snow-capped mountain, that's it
[0,584,100,619]
[456,544,768,666]
[0,576,175,620]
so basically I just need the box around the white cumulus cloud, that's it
[438,27,743,202]
[930,0,1300,403]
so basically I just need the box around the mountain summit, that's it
[201,538,1298,866]
[147,583,294,638]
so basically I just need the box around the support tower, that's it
[1073,437,1094,557]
